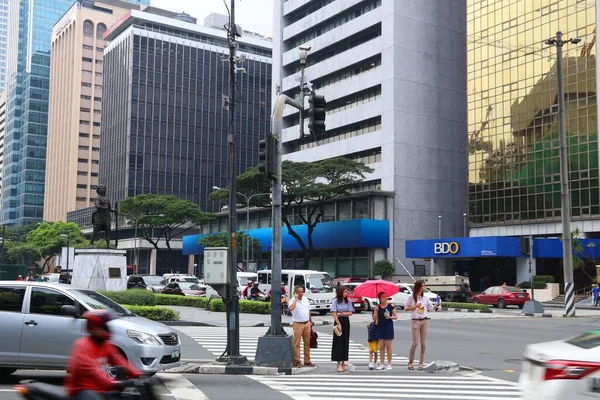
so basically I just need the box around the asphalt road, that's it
[1,314,598,399]
[337,314,600,382]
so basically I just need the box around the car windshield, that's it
[143,276,164,286]
[306,274,334,293]
[504,286,522,293]
[179,282,202,291]
[567,330,600,349]
[239,277,253,286]
[71,289,132,316]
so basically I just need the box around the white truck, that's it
[257,269,335,315]
[422,275,471,302]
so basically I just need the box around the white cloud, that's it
[150,0,274,37]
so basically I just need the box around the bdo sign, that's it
[434,242,459,255]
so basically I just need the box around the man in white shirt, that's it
[288,285,313,367]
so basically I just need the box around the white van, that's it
[257,269,334,315]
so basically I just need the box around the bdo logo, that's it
[434,242,460,255]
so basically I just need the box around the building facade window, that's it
[96,23,107,40]
[83,20,94,37]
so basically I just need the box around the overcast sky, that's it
[150,0,274,37]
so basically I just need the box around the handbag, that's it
[333,324,342,337]
[310,329,318,348]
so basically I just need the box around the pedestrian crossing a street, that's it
[177,326,409,365]
[249,373,522,400]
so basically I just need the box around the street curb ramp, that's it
[164,362,316,375]
[424,360,460,373]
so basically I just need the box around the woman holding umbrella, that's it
[354,280,399,371]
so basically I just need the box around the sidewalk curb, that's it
[163,362,316,375]
[522,312,554,318]
[440,307,493,313]
[161,320,332,327]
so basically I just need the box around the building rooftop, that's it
[103,8,272,50]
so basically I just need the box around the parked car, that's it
[0,281,181,377]
[388,283,441,310]
[162,281,205,296]
[163,274,199,284]
[472,285,530,308]
[41,274,60,283]
[345,282,379,311]
[346,289,365,313]
[127,275,166,293]
[519,328,600,400]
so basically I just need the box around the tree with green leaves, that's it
[26,222,89,271]
[373,260,395,279]
[119,194,214,251]
[198,232,262,264]
[210,157,373,267]
[572,229,597,283]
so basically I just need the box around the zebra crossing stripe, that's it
[157,373,209,400]
[249,374,521,400]
[177,326,409,364]
[565,281,576,317]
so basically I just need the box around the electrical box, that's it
[204,247,229,285]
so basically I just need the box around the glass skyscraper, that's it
[2,0,150,226]
[0,0,8,94]
[467,1,598,235]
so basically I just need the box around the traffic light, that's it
[258,134,277,179]
[308,91,326,139]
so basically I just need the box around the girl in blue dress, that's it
[373,291,397,370]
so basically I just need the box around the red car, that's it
[473,285,530,309]
[347,289,365,313]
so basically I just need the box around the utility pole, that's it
[219,0,246,363]
[544,31,582,317]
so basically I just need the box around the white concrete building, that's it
[272,0,468,275]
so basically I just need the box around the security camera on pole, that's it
[254,46,326,368]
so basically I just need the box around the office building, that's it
[44,0,145,223]
[263,0,467,276]
[65,9,272,275]
[203,12,229,30]
[407,1,599,290]
[0,0,8,94]
[100,9,272,211]
[1,0,147,226]
[0,94,6,204]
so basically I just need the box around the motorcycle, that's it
[13,368,160,400]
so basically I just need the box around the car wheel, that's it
[498,299,506,309]
[473,298,480,304]
[318,310,327,315]
[364,299,371,311]
[518,304,524,309]
[0,368,17,376]
[445,293,454,302]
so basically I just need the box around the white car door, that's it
[389,284,411,308]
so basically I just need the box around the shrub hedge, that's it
[155,294,209,308]
[518,281,547,289]
[100,289,156,306]
[533,275,555,284]
[105,290,272,314]
[122,305,180,321]
[444,302,490,311]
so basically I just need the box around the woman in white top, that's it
[404,280,435,371]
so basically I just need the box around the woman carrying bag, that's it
[405,280,435,371]
[330,286,355,372]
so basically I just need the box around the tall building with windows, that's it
[99,9,272,211]
[0,0,8,94]
[467,1,597,238]
[44,0,145,222]
[2,0,149,227]
[270,0,468,275]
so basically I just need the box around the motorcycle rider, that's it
[65,310,142,399]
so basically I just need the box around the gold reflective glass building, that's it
[467,0,598,230]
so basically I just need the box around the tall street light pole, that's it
[438,216,442,238]
[463,213,468,237]
[544,31,581,317]
[213,187,270,269]
[60,233,71,273]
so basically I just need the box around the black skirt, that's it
[331,316,350,362]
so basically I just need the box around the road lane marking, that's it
[157,373,208,400]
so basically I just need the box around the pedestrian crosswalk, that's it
[177,326,409,365]
[249,373,522,400]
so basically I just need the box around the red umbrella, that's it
[353,279,399,299]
